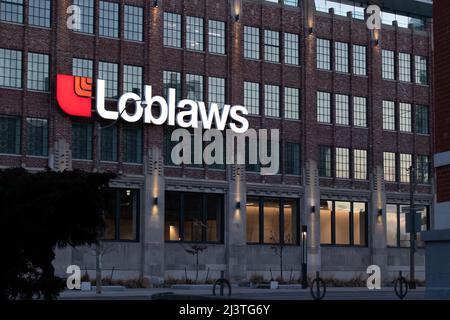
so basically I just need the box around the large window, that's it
[319,145,332,177]
[164,12,182,48]
[382,100,395,131]
[382,49,395,80]
[387,204,429,247]
[400,153,412,183]
[163,70,181,102]
[417,155,430,184]
[208,77,225,106]
[0,115,20,155]
[354,149,367,180]
[317,91,331,123]
[124,5,143,42]
[244,26,260,60]
[29,0,51,27]
[353,96,367,128]
[72,58,93,78]
[335,94,349,126]
[123,65,143,95]
[416,105,429,134]
[399,53,411,82]
[73,0,94,34]
[165,192,223,243]
[123,126,142,164]
[352,44,366,76]
[415,56,427,85]
[208,20,225,54]
[246,197,299,245]
[284,33,299,65]
[98,61,118,98]
[100,126,117,161]
[99,1,119,38]
[383,152,396,182]
[26,117,48,157]
[335,42,349,73]
[264,30,280,63]
[104,188,139,242]
[186,74,204,102]
[27,52,49,91]
[186,16,204,51]
[0,48,22,88]
[285,142,300,175]
[265,84,280,117]
[285,87,300,120]
[0,0,23,23]
[320,200,367,246]
[399,103,412,132]
[336,147,350,179]
[72,122,92,160]
[244,82,260,115]
[317,38,331,70]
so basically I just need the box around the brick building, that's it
[0,0,433,283]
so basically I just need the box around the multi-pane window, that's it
[123,65,143,95]
[0,48,22,88]
[186,74,204,102]
[285,142,300,175]
[383,152,396,182]
[99,1,119,38]
[29,0,51,27]
[416,105,429,134]
[417,155,430,184]
[72,122,92,160]
[73,0,94,34]
[27,52,49,91]
[208,20,225,54]
[387,204,429,247]
[285,87,300,120]
[0,115,20,155]
[320,200,367,246]
[382,100,395,131]
[208,77,225,106]
[353,96,367,128]
[124,5,143,42]
[264,30,280,63]
[164,12,182,48]
[399,53,411,82]
[335,94,349,126]
[0,0,23,23]
[123,126,142,163]
[244,82,260,115]
[354,149,367,180]
[399,103,412,132]
[415,56,427,85]
[72,58,93,78]
[317,38,331,70]
[382,49,395,80]
[246,197,299,244]
[26,117,48,157]
[317,91,331,123]
[101,126,117,161]
[244,26,260,60]
[319,145,332,178]
[336,147,350,179]
[284,0,298,6]
[352,45,366,76]
[335,42,349,73]
[265,84,280,117]
[186,16,204,51]
[98,61,118,98]
[400,153,412,183]
[284,33,299,65]
[163,70,181,102]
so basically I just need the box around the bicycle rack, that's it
[212,271,232,297]
[394,271,408,300]
[310,271,327,301]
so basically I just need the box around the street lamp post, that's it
[408,165,417,290]
[301,225,308,289]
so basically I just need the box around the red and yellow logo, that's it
[56,74,93,117]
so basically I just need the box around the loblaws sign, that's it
[56,74,249,133]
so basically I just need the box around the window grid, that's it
[383,100,395,131]
[285,87,300,120]
[99,61,118,98]
[72,58,93,78]
[208,77,226,106]
[123,65,143,95]
[416,105,429,134]
[384,152,396,182]
[264,30,280,63]
[73,0,94,34]
[353,96,367,128]
[101,126,117,161]
[26,117,48,157]
[335,94,349,126]
[186,16,204,51]
[317,38,331,70]
[208,20,225,54]
[163,70,181,102]
[124,5,143,42]
[123,126,142,163]
[317,91,331,123]
[417,155,430,184]
[399,53,411,82]
[0,115,20,155]
[354,149,367,180]
[244,26,260,60]
[0,48,22,88]
[164,12,182,48]
[244,82,260,115]
[400,153,412,183]
[335,42,349,73]
[399,103,412,132]
[352,45,366,76]
[319,145,332,178]
[284,33,299,65]
[285,142,300,175]
[29,0,51,27]
[0,0,23,23]
[72,122,92,160]
[99,1,119,38]
[265,84,280,118]
[186,74,204,102]
[336,147,350,179]
[382,49,395,80]
[415,56,427,85]
[27,52,49,91]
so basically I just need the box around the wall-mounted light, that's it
[236,201,241,210]
[153,197,159,206]
[230,0,242,22]
[378,208,383,217]
[308,27,315,35]
[152,0,159,8]
[311,205,316,213]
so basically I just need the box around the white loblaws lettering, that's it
[96,79,118,120]
[143,85,169,125]
[118,92,143,123]
[229,105,249,134]
[198,102,230,131]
